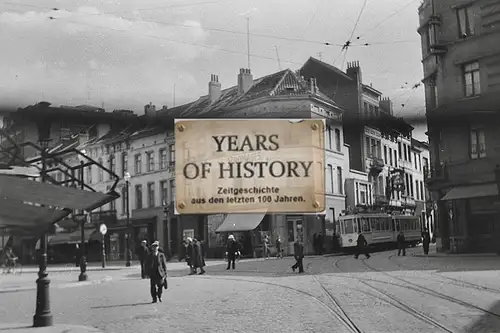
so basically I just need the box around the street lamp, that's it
[77,150,88,282]
[33,120,53,327]
[124,172,132,267]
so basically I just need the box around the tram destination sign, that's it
[174,119,325,214]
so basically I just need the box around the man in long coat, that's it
[137,240,150,279]
[147,241,168,303]
[190,237,206,275]
[292,238,305,273]
[185,237,194,275]
[226,234,239,270]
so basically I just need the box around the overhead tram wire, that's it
[354,0,419,42]
[5,3,345,48]
[48,17,305,66]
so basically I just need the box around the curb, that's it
[0,323,102,333]
[0,276,113,294]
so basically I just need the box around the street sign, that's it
[175,119,325,214]
[99,223,107,235]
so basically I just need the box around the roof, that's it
[301,57,354,81]
[158,68,342,119]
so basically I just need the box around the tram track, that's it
[359,257,500,320]
[387,254,500,295]
[195,274,364,333]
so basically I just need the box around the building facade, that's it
[301,58,434,230]
[418,0,500,253]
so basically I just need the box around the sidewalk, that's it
[0,324,102,333]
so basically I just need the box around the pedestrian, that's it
[185,237,194,275]
[317,233,324,255]
[397,230,406,256]
[137,240,150,279]
[276,236,282,259]
[146,241,168,303]
[226,234,239,270]
[291,238,305,273]
[191,237,206,275]
[312,233,318,255]
[422,229,431,255]
[354,232,370,259]
[263,235,271,259]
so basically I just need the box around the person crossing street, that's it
[146,241,168,303]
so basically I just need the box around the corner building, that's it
[418,0,500,253]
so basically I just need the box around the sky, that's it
[0,0,427,140]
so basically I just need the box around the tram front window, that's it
[344,219,354,234]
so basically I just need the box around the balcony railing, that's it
[374,194,388,205]
[368,156,384,175]
[424,163,448,184]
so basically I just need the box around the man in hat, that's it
[137,239,150,279]
[147,241,168,303]
[226,234,239,270]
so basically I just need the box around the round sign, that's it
[99,224,107,235]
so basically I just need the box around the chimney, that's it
[144,102,156,117]
[346,61,363,85]
[309,78,318,94]
[209,74,221,103]
[237,68,253,94]
[379,97,394,115]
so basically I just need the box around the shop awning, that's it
[49,229,98,246]
[0,175,118,211]
[215,214,265,233]
[441,184,498,201]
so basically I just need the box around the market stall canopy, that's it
[215,213,266,233]
[0,174,118,211]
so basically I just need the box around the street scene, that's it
[1,247,500,333]
[2,0,500,332]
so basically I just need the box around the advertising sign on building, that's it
[174,119,325,214]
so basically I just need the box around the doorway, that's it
[286,216,303,254]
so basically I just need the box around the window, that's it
[169,144,175,166]
[403,144,408,161]
[121,152,128,177]
[463,61,480,97]
[147,182,155,208]
[169,179,176,203]
[374,106,379,117]
[470,128,486,159]
[98,159,103,182]
[394,150,398,167]
[335,128,341,151]
[457,6,474,38]
[420,181,425,201]
[109,154,115,179]
[364,102,369,116]
[160,180,168,205]
[359,184,368,204]
[408,146,411,163]
[121,187,127,215]
[327,126,333,149]
[134,154,142,174]
[398,142,402,160]
[383,145,388,164]
[146,152,154,172]
[428,77,438,109]
[86,166,92,184]
[159,149,167,169]
[337,167,343,194]
[389,148,393,166]
[326,164,333,193]
[365,136,370,157]
[135,185,143,209]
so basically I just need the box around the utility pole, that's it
[275,46,282,70]
[246,17,251,69]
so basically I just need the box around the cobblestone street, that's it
[1,247,500,332]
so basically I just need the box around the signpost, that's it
[99,224,107,268]
[174,119,325,215]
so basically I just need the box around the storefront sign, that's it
[175,119,325,214]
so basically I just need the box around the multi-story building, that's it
[159,68,350,256]
[300,58,433,225]
[418,0,500,253]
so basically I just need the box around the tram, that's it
[337,213,422,249]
